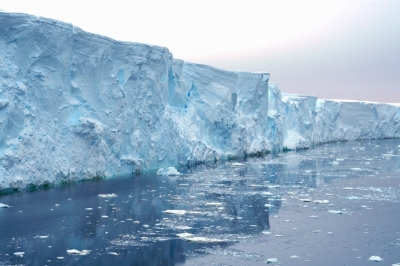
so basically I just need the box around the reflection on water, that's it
[0,139,400,265]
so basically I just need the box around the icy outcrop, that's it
[0,11,399,190]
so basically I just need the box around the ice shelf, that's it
[0,11,399,189]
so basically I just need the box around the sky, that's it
[1,0,399,103]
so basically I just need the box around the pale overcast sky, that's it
[1,0,399,103]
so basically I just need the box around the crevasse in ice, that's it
[0,11,399,189]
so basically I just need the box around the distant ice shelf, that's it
[0,11,399,190]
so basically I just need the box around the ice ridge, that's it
[0,11,399,190]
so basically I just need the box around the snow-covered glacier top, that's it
[0,11,399,190]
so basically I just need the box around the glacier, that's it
[0,11,399,190]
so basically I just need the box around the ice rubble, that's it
[0,11,400,190]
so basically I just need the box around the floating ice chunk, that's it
[34,235,49,239]
[187,237,227,243]
[305,170,312,173]
[309,215,318,218]
[98,194,117,198]
[261,192,273,196]
[290,255,300,259]
[0,203,11,208]
[67,249,90,255]
[300,199,311,202]
[314,200,329,204]
[249,184,262,187]
[177,232,193,238]
[328,210,343,214]
[101,215,108,218]
[85,208,93,211]
[187,211,202,215]
[57,257,65,259]
[157,167,181,176]
[162,210,187,215]
[133,221,140,224]
[368,256,383,262]
[262,230,272,235]
[266,258,279,264]
[313,230,321,233]
[264,203,274,207]
[342,187,354,190]
[177,233,227,243]
[392,263,400,266]
[108,252,119,255]
[14,252,24,256]
[347,196,359,200]
[231,162,245,167]
[275,234,283,237]
[351,168,362,171]
[205,202,223,206]
[331,161,340,165]
[175,226,192,230]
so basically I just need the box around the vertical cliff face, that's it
[168,60,270,162]
[0,11,399,190]
[0,12,175,187]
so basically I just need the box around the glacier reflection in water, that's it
[0,139,400,265]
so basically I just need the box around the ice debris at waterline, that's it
[156,167,181,176]
[1,11,400,190]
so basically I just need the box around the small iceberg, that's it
[328,210,343,214]
[157,167,181,176]
[0,203,11,208]
[342,187,354,190]
[314,200,329,204]
[14,252,24,256]
[265,258,279,264]
[231,162,245,167]
[177,233,228,243]
[205,202,223,206]
[368,256,383,262]
[108,252,119,256]
[98,193,117,198]
[162,210,187,215]
[300,198,311,202]
[67,249,90,256]
[34,235,49,239]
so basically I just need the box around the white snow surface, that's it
[0,11,400,189]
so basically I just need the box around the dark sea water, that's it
[1,139,400,265]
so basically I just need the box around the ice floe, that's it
[328,210,343,214]
[67,249,91,256]
[157,167,181,176]
[314,200,329,204]
[265,258,279,264]
[162,210,187,215]
[34,235,49,239]
[177,233,227,243]
[98,193,117,198]
[368,256,383,262]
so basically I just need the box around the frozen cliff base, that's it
[0,11,399,190]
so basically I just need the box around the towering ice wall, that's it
[0,11,399,190]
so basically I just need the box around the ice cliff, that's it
[0,11,399,190]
